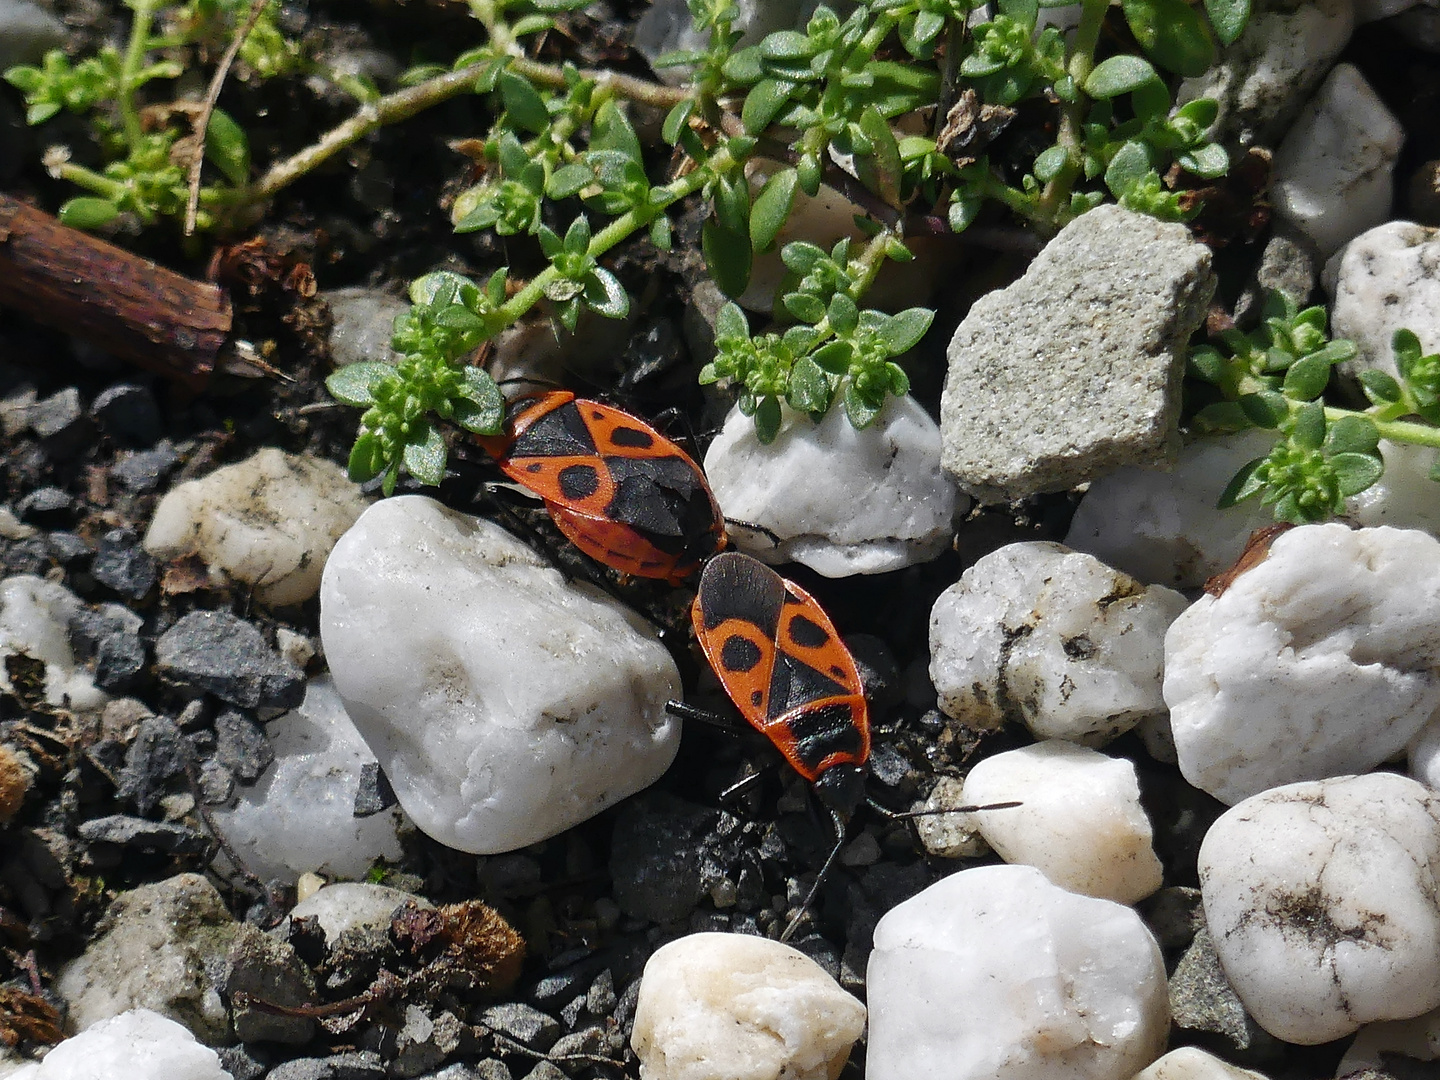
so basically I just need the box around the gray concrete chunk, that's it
[940,205,1215,503]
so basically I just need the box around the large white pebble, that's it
[1328,221,1440,382]
[1271,63,1403,257]
[319,496,681,853]
[1338,1004,1440,1075]
[5,1009,232,1080]
[0,576,106,711]
[929,542,1186,742]
[867,864,1168,1080]
[145,448,370,606]
[1064,430,1277,588]
[1199,773,1440,1044]
[208,677,409,883]
[1133,1047,1269,1080]
[962,740,1162,904]
[703,397,962,577]
[1164,524,1440,805]
[631,932,865,1080]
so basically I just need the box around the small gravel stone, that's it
[224,923,317,1044]
[15,487,71,524]
[93,632,145,691]
[76,815,207,858]
[0,0,67,72]
[632,932,865,1080]
[213,710,272,782]
[703,395,963,576]
[320,496,681,854]
[214,1044,268,1080]
[111,441,180,494]
[930,541,1187,741]
[56,874,238,1042]
[1134,1048,1270,1080]
[1165,524,1440,804]
[4,1008,232,1080]
[586,970,616,1016]
[911,776,989,859]
[610,793,727,923]
[90,528,157,600]
[1271,63,1403,257]
[866,864,1168,1080]
[518,1065,565,1080]
[1199,773,1440,1044]
[289,882,430,945]
[144,448,371,607]
[1168,924,1262,1051]
[46,530,92,565]
[961,740,1163,904]
[90,384,162,446]
[0,575,108,710]
[27,387,88,457]
[325,287,410,367]
[155,611,305,711]
[941,204,1215,502]
[116,716,190,815]
[478,1002,560,1052]
[352,762,397,816]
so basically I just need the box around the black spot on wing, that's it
[788,702,864,771]
[787,614,829,649]
[767,651,850,719]
[511,400,597,458]
[609,425,656,449]
[720,635,763,673]
[696,553,785,637]
[558,464,600,500]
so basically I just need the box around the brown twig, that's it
[185,0,269,235]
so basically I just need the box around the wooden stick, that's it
[0,194,230,390]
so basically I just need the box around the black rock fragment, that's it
[154,611,304,710]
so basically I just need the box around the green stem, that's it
[1034,0,1107,226]
[57,162,128,200]
[119,0,160,147]
[1331,409,1440,450]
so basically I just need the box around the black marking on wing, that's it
[721,635,763,673]
[787,614,829,649]
[768,651,849,719]
[558,464,600,500]
[609,425,656,449]
[511,400,596,458]
[788,702,864,771]
[696,553,785,637]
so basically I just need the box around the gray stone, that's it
[940,205,1215,502]
[478,1002,561,1052]
[1234,224,1322,325]
[214,710,273,782]
[28,387,90,457]
[91,383,163,446]
[519,1064,566,1080]
[112,441,181,493]
[550,1026,606,1058]
[94,631,146,691]
[325,287,409,367]
[585,969,616,1016]
[0,0,67,78]
[224,923,317,1044]
[76,815,208,859]
[1169,924,1263,1051]
[470,1062,513,1080]
[117,716,191,815]
[609,792,726,924]
[15,486,72,523]
[90,527,157,599]
[56,872,240,1042]
[46,530,92,564]
[155,611,305,710]
[214,1044,269,1080]
[267,1060,332,1080]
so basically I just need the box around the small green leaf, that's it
[1325,415,1380,456]
[662,99,695,145]
[584,266,630,319]
[1359,369,1402,406]
[1122,0,1216,76]
[857,107,902,207]
[827,293,859,335]
[717,301,749,341]
[591,99,643,163]
[1239,391,1288,428]
[327,362,391,406]
[1331,452,1384,497]
[750,167,797,253]
[57,197,120,230]
[703,220,753,298]
[498,70,549,134]
[812,341,852,375]
[1084,55,1160,99]
[1193,401,1253,432]
[650,214,673,250]
[454,369,505,434]
[1033,145,1069,184]
[1104,141,1152,197]
[204,107,250,185]
[1204,0,1251,45]
[878,308,933,355]
[1292,401,1325,450]
[347,431,386,484]
[760,30,812,60]
[742,78,794,135]
[563,215,591,254]
[713,174,751,236]
[781,241,825,274]
[1282,353,1333,401]
[842,383,882,429]
[547,162,594,199]
[1178,143,1230,179]
[784,292,826,324]
[787,356,832,413]
[754,396,782,444]
[948,193,982,233]
[1217,457,1266,507]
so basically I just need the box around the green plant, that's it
[1188,291,1440,524]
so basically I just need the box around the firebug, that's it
[474,391,727,585]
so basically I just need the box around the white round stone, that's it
[704,396,962,577]
[289,882,430,945]
[929,541,1187,742]
[1271,63,1403,257]
[961,740,1163,904]
[866,864,1168,1080]
[319,495,681,854]
[1164,523,1440,804]
[1328,221,1440,382]
[1133,1047,1271,1080]
[630,932,865,1080]
[4,1009,232,1080]
[1064,429,1278,589]
[208,677,410,884]
[144,448,370,607]
[1199,773,1440,1044]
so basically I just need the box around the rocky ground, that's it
[4,0,1440,1079]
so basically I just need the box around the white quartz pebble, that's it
[1271,63,1404,258]
[1338,1005,1440,1075]
[319,496,681,854]
[1346,440,1440,537]
[630,932,865,1080]
[1199,773,1440,1044]
[1064,430,1278,588]
[929,542,1187,742]
[0,576,107,711]
[145,448,370,606]
[1411,716,1440,790]
[5,1010,232,1080]
[866,864,1168,1080]
[1133,1047,1270,1080]
[704,397,962,577]
[961,740,1163,904]
[208,677,409,883]
[1328,221,1440,381]
[289,882,430,944]
[1164,524,1440,805]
